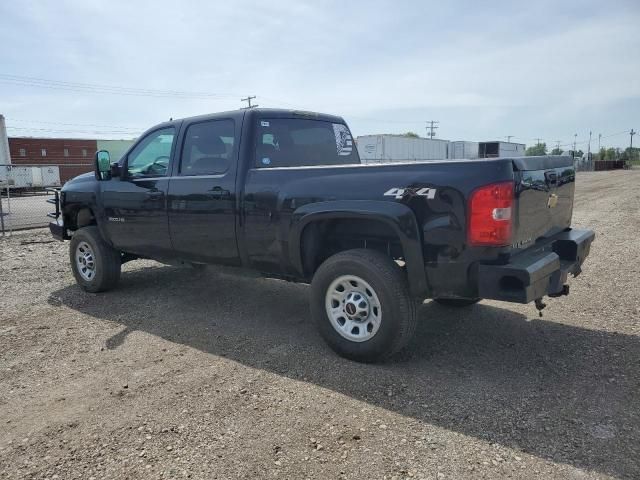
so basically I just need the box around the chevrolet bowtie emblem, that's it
[547,193,558,208]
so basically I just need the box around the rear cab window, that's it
[255,117,359,168]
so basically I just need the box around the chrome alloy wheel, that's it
[75,241,96,281]
[325,275,382,342]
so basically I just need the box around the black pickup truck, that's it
[48,108,594,362]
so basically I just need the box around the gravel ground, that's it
[1,170,639,479]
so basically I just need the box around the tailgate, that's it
[511,156,575,250]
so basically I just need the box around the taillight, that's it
[468,181,514,246]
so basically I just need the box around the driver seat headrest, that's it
[190,133,226,155]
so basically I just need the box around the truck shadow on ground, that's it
[49,264,639,479]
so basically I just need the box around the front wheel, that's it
[310,249,417,363]
[70,226,121,293]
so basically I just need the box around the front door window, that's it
[127,128,175,178]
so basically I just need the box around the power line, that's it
[0,73,240,99]
[6,126,140,136]
[558,130,628,149]
[7,118,143,131]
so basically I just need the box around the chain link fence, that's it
[0,164,65,234]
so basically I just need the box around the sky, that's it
[0,0,638,151]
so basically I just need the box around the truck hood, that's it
[63,171,95,188]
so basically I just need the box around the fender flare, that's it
[288,200,429,297]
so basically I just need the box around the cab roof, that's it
[153,108,346,131]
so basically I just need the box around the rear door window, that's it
[180,119,235,176]
[255,118,359,168]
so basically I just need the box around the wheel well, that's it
[66,207,96,231]
[300,218,405,278]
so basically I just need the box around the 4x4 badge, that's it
[384,187,437,200]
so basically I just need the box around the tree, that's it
[525,143,547,156]
[622,147,640,163]
[404,132,419,138]
[605,148,617,161]
[550,147,563,155]
[598,147,606,160]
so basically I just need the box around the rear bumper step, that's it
[478,229,595,303]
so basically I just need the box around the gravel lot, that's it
[1,170,639,479]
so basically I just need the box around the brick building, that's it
[8,137,97,183]
[7,138,134,183]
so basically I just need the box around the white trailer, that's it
[357,135,449,163]
[478,141,526,158]
[9,166,34,189]
[31,166,43,187]
[448,141,479,159]
[4,166,61,189]
[39,166,61,187]
[0,165,10,185]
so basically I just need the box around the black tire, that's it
[69,226,121,293]
[310,249,418,363]
[433,298,480,307]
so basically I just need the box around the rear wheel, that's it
[70,226,121,292]
[433,298,480,307]
[311,249,417,362]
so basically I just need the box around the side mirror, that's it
[95,150,111,180]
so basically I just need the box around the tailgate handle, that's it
[544,171,558,185]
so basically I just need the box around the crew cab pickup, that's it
[48,108,594,362]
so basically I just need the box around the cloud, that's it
[0,0,638,147]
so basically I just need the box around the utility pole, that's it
[632,129,637,163]
[598,133,602,159]
[587,130,592,170]
[555,140,561,153]
[425,120,439,139]
[535,138,543,145]
[573,133,577,152]
[241,95,258,109]
[505,135,513,143]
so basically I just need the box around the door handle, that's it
[208,187,231,198]
[147,191,163,199]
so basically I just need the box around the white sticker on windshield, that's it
[261,121,270,127]
[333,123,353,156]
